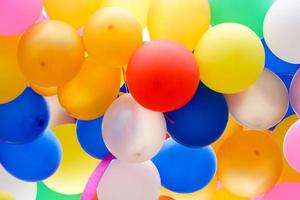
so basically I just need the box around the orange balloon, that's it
[159,196,174,200]
[18,20,84,87]
[58,57,121,120]
[212,188,249,200]
[31,84,57,96]
[218,131,283,197]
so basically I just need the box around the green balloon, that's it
[209,0,273,38]
[36,183,81,200]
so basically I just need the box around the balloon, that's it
[195,23,264,94]
[148,0,210,50]
[0,129,62,181]
[36,183,81,200]
[44,124,99,194]
[102,94,166,163]
[97,160,161,200]
[290,69,300,117]
[31,84,57,96]
[159,196,174,200]
[127,40,199,112]
[76,116,110,159]
[153,139,217,193]
[262,182,300,200]
[58,57,121,120]
[0,165,37,200]
[225,69,289,130]
[18,20,85,87]
[277,73,295,119]
[0,0,43,35]
[101,0,151,27]
[0,87,49,143]
[0,36,27,104]
[264,0,300,64]
[212,188,249,200]
[209,0,272,38]
[43,0,101,28]
[166,83,228,147]
[83,7,142,67]
[218,131,283,197]
[272,115,300,183]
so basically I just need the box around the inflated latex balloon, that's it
[36,182,81,200]
[0,130,62,181]
[43,0,101,28]
[0,0,43,35]
[101,0,151,27]
[218,131,283,197]
[0,87,49,143]
[272,115,300,183]
[225,69,289,130]
[58,57,121,120]
[76,116,110,159]
[148,0,210,50]
[102,94,166,163]
[159,196,173,200]
[31,84,57,96]
[97,160,161,200]
[262,182,300,200]
[18,20,85,87]
[0,36,27,104]
[0,165,37,200]
[209,0,272,38]
[195,23,264,94]
[290,69,300,117]
[127,40,199,112]
[166,83,228,147]
[212,188,249,200]
[264,0,300,64]
[153,139,217,193]
[44,124,99,194]
[83,7,142,67]
[277,73,295,119]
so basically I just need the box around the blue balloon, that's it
[153,139,216,193]
[76,116,109,159]
[0,87,49,144]
[0,129,62,182]
[120,84,128,93]
[262,39,299,75]
[165,83,228,147]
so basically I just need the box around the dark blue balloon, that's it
[0,87,49,144]
[76,116,109,159]
[153,139,216,193]
[262,39,299,75]
[165,83,228,147]
[0,129,62,182]
[120,84,128,93]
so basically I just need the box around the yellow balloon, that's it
[195,23,265,94]
[83,7,142,67]
[0,191,14,200]
[160,178,217,200]
[31,84,57,96]
[18,20,85,87]
[44,124,99,194]
[148,0,210,50]
[44,0,102,28]
[212,188,249,200]
[0,36,27,104]
[101,0,151,27]
[58,57,121,120]
[272,115,300,183]
[218,131,283,197]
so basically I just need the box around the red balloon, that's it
[126,40,200,112]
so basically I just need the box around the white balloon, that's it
[264,0,300,64]
[102,94,166,163]
[0,165,37,200]
[97,160,160,200]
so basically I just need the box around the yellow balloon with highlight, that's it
[148,0,210,50]
[18,20,85,87]
[31,84,57,97]
[0,36,27,104]
[0,191,14,200]
[58,57,121,120]
[272,114,300,183]
[44,124,99,195]
[44,0,102,28]
[101,0,151,27]
[83,7,142,67]
[212,188,249,200]
[195,23,265,94]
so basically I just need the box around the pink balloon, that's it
[284,120,300,172]
[0,0,43,35]
[290,69,300,117]
[262,183,300,200]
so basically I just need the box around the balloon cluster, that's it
[1,0,300,200]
